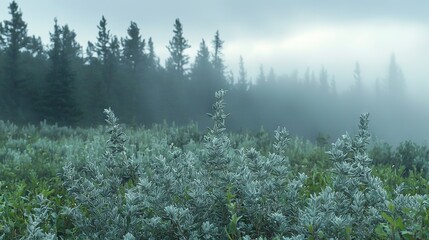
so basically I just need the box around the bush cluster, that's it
[1,91,429,239]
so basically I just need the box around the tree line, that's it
[0,1,418,142]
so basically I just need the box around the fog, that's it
[1,1,429,145]
[2,1,429,89]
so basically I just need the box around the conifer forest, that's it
[1,1,429,239]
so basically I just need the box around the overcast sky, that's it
[1,1,429,96]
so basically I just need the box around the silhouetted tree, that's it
[190,39,216,114]
[319,66,329,93]
[211,30,227,88]
[92,16,117,99]
[94,16,110,64]
[20,34,49,119]
[81,40,105,124]
[164,19,191,122]
[387,53,405,97]
[0,0,30,121]
[229,55,254,130]
[212,31,224,72]
[349,61,364,109]
[41,19,81,125]
[122,21,145,72]
[85,41,96,64]
[166,18,190,80]
[120,22,147,122]
[108,35,121,74]
[136,36,163,124]
[256,64,266,86]
[86,16,120,114]
[27,36,44,57]
[237,55,248,91]
[192,40,211,76]
[146,37,159,71]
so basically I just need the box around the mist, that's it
[1,1,429,145]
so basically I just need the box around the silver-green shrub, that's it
[4,90,427,239]
[297,113,388,239]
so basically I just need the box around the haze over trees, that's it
[0,1,428,143]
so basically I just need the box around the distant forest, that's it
[0,1,426,142]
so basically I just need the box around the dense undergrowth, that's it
[1,91,429,239]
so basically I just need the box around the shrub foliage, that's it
[0,90,428,239]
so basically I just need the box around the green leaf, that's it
[395,217,405,231]
[375,224,388,237]
[381,212,394,225]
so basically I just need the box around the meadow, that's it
[1,91,429,239]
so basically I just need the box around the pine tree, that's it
[211,30,226,85]
[139,36,162,124]
[108,35,120,72]
[85,41,96,64]
[387,53,405,97]
[42,19,81,126]
[193,39,211,72]
[319,66,329,93]
[93,16,116,96]
[166,18,190,80]
[121,22,146,122]
[122,21,145,71]
[0,0,29,121]
[94,16,110,64]
[88,16,119,109]
[256,64,266,86]
[27,36,44,57]
[21,34,48,121]
[237,55,248,91]
[146,37,158,70]
[190,39,216,112]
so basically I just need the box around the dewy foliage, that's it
[1,90,429,239]
[55,90,308,239]
[297,113,387,239]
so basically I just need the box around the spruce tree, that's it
[164,19,191,122]
[191,39,216,113]
[87,16,118,112]
[92,16,114,96]
[256,64,266,86]
[121,22,146,122]
[319,66,329,93]
[166,18,190,80]
[193,39,211,73]
[42,19,81,126]
[95,16,110,64]
[387,54,405,97]
[140,36,161,124]
[108,35,121,75]
[211,30,226,87]
[237,55,248,91]
[0,0,29,122]
[122,21,145,72]
[146,37,159,71]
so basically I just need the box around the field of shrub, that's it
[1,91,429,239]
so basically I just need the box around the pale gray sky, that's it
[1,0,429,96]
